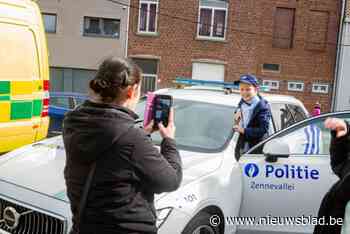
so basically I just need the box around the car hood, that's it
[0,136,224,203]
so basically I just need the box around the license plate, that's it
[0,229,11,234]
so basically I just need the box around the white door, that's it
[192,62,225,81]
[237,113,350,234]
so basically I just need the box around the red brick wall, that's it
[128,0,341,113]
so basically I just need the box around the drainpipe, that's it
[332,0,347,111]
[125,0,130,58]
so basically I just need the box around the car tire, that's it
[182,212,221,234]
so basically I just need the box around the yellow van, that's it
[0,0,50,153]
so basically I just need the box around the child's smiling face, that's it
[239,83,258,102]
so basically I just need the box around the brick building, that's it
[128,0,341,112]
[333,0,350,111]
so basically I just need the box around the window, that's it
[198,0,228,39]
[49,68,96,93]
[249,113,350,156]
[136,99,234,152]
[83,17,120,38]
[42,13,57,33]
[273,8,295,49]
[262,63,281,72]
[138,0,158,33]
[263,80,280,90]
[132,58,158,94]
[288,81,304,92]
[270,103,296,132]
[306,10,329,51]
[0,24,40,82]
[192,62,225,81]
[287,104,307,123]
[312,84,329,94]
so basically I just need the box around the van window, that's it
[0,23,40,82]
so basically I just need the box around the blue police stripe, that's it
[304,127,310,154]
[310,125,316,154]
[316,126,320,154]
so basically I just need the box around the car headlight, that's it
[156,207,173,228]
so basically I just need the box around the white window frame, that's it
[312,83,329,94]
[263,80,280,90]
[197,4,228,40]
[83,17,120,38]
[288,81,304,92]
[142,73,158,92]
[42,13,57,33]
[138,0,159,34]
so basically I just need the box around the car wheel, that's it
[182,212,221,234]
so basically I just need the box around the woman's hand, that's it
[159,108,176,139]
[324,118,348,138]
[144,120,156,135]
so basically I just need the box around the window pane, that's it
[141,75,157,95]
[0,24,40,80]
[43,14,56,33]
[149,3,157,32]
[139,3,148,31]
[279,119,329,155]
[199,8,212,36]
[103,19,120,37]
[136,99,235,152]
[84,17,101,34]
[213,10,226,38]
[132,58,158,74]
[288,105,307,123]
[200,0,228,8]
[271,103,296,131]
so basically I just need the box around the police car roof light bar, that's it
[175,77,270,92]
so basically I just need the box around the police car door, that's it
[237,112,350,234]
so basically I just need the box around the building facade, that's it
[128,0,341,112]
[334,0,350,111]
[37,0,129,93]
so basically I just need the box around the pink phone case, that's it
[143,92,155,127]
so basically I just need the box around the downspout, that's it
[332,0,347,111]
[125,0,130,58]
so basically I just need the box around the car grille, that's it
[0,198,65,234]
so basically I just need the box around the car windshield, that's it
[135,98,235,152]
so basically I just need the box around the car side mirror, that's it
[263,138,290,163]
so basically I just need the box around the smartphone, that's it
[143,92,156,128]
[153,95,173,128]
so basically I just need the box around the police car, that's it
[1,80,345,234]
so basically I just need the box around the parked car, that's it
[0,0,50,153]
[0,85,317,234]
[48,92,87,134]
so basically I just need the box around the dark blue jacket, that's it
[237,95,271,150]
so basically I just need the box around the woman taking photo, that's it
[63,57,182,234]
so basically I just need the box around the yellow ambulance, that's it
[0,0,50,153]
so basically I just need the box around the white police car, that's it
[2,81,343,234]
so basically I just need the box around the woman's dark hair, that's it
[89,57,142,103]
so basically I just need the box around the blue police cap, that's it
[237,74,259,87]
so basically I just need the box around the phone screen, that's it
[153,95,172,127]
